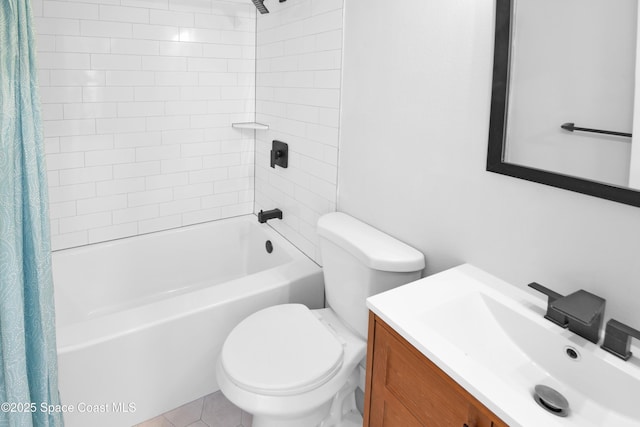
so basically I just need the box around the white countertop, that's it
[366,264,640,427]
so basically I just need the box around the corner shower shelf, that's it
[232,122,269,130]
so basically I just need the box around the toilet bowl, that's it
[216,305,366,427]
[216,212,425,427]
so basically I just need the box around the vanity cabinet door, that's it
[364,313,507,427]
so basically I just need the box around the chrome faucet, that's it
[529,283,606,344]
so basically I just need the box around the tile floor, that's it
[134,391,252,427]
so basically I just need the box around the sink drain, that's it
[533,384,569,417]
[564,346,581,361]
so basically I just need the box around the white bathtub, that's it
[52,215,324,427]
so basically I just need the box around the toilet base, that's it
[251,402,363,427]
[319,368,361,427]
[252,400,332,427]
[335,410,363,427]
[251,370,363,427]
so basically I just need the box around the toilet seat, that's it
[220,304,344,396]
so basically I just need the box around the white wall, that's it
[340,0,640,328]
[254,0,343,262]
[34,0,256,250]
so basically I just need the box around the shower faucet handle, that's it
[271,149,283,167]
[527,282,568,327]
[270,140,288,169]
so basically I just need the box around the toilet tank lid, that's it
[317,212,425,272]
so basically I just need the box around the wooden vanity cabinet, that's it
[364,313,509,427]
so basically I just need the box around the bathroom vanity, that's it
[364,264,640,427]
[363,313,508,427]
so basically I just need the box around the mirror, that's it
[487,0,640,208]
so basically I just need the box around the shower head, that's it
[251,0,269,14]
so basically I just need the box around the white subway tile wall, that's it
[35,0,257,250]
[255,0,343,263]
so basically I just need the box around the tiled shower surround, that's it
[34,0,257,250]
[35,0,344,261]
[255,0,343,262]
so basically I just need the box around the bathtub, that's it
[52,215,324,427]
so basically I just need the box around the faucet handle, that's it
[527,282,568,327]
[601,319,640,361]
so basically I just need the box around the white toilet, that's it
[216,212,425,427]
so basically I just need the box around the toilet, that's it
[216,212,425,427]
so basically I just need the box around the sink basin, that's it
[367,264,640,427]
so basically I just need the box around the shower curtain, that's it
[0,0,64,426]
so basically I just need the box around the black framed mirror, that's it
[487,0,640,208]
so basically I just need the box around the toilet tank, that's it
[317,212,425,338]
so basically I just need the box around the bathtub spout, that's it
[258,209,283,223]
